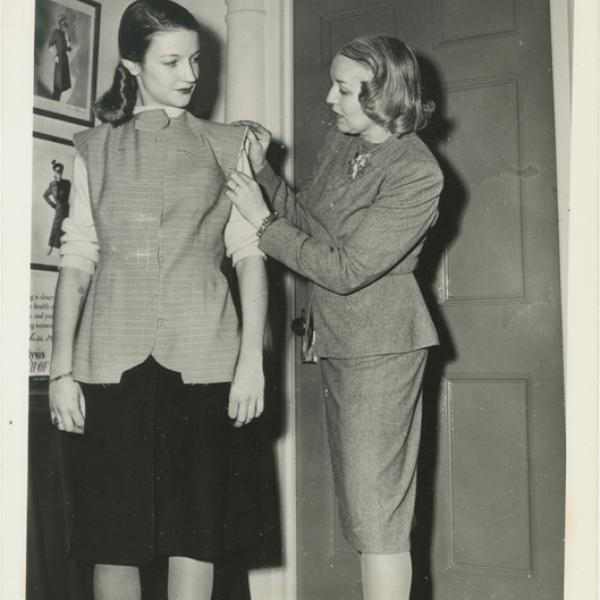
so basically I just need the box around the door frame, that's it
[553,2,600,600]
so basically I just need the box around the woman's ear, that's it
[121,59,141,77]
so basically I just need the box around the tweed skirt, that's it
[69,355,241,565]
[320,349,427,553]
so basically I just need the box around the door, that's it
[293,1,565,599]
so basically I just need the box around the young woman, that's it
[48,2,267,599]
[227,36,443,600]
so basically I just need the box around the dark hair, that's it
[51,159,64,174]
[94,0,200,126]
[338,35,434,135]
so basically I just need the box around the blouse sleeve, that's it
[59,153,99,274]
[224,136,266,266]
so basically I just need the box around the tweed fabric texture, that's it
[321,350,427,552]
[72,110,245,383]
[257,127,443,358]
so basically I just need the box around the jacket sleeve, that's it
[254,161,298,221]
[258,158,443,295]
[43,183,56,206]
[255,127,337,226]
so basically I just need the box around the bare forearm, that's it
[235,256,268,362]
[50,266,92,376]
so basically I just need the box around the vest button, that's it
[157,318,166,328]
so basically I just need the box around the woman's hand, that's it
[231,120,271,173]
[225,171,271,229]
[49,377,85,434]
[228,356,265,428]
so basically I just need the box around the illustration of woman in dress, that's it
[43,160,71,255]
[48,14,72,100]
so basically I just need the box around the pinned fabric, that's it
[224,127,266,265]
[134,108,171,130]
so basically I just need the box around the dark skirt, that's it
[320,350,428,553]
[68,355,273,566]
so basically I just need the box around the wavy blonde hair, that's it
[339,35,434,135]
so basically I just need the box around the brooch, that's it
[348,152,371,180]
[348,138,385,180]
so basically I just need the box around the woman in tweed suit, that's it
[48,2,267,599]
[227,36,443,600]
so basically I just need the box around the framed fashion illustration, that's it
[31,132,74,270]
[33,0,100,126]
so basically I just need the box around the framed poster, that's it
[33,0,101,126]
[31,132,75,271]
[30,269,59,382]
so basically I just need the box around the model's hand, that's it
[228,356,265,428]
[225,171,271,228]
[231,120,272,173]
[49,377,85,434]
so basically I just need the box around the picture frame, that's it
[33,0,101,126]
[31,132,75,271]
[30,268,59,382]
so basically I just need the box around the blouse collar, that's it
[133,105,185,118]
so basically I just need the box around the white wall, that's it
[560,0,599,598]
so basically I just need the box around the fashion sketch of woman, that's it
[43,159,71,255]
[48,14,72,100]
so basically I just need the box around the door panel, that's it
[293,1,564,599]
[435,0,517,43]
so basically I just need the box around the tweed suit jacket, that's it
[72,110,246,383]
[257,127,443,358]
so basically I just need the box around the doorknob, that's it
[291,308,307,337]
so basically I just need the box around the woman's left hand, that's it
[229,357,265,428]
[225,171,271,229]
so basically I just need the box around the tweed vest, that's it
[72,110,245,383]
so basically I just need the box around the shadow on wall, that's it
[188,21,222,120]
[410,54,469,600]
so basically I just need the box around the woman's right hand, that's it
[49,377,86,434]
[231,120,272,173]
